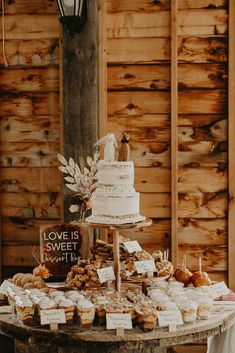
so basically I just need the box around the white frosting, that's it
[39,298,56,309]
[87,160,145,225]
[76,299,94,310]
[97,160,134,186]
[15,296,33,308]
[57,298,74,307]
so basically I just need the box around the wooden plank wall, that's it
[106,0,228,283]
[0,0,61,278]
[0,0,229,289]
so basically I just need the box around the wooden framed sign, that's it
[40,223,82,277]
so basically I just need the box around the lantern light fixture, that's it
[56,0,86,32]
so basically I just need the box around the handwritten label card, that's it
[97,267,116,283]
[40,309,66,326]
[106,313,132,330]
[158,310,183,330]
[134,259,157,274]
[211,282,230,299]
[124,241,142,254]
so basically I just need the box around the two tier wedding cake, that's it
[86,133,145,225]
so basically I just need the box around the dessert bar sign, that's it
[40,223,82,277]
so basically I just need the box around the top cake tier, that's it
[97,160,134,186]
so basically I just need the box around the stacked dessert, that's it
[87,160,145,225]
[87,133,145,225]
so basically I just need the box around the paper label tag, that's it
[134,259,157,274]
[158,310,183,327]
[97,297,109,305]
[124,241,142,253]
[106,313,133,330]
[97,266,115,283]
[40,309,66,325]
[0,280,13,295]
[211,282,230,298]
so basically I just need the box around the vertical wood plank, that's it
[171,0,179,268]
[99,0,108,137]
[228,0,235,291]
[113,228,121,293]
[61,2,99,222]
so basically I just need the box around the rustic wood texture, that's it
[171,0,179,268]
[0,0,61,279]
[99,0,108,137]
[0,0,230,310]
[105,0,229,283]
[107,0,228,12]
[228,0,235,291]
[61,1,99,222]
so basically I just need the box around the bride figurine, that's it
[94,132,118,162]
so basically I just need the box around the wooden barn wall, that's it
[105,0,229,284]
[0,0,61,279]
[0,0,230,291]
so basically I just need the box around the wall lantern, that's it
[56,0,87,32]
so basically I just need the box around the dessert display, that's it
[191,258,212,287]
[86,160,145,225]
[173,255,192,286]
[15,295,35,323]
[76,298,95,327]
[153,250,174,278]
[86,133,145,225]
[65,259,108,290]
[3,264,217,332]
[11,273,47,290]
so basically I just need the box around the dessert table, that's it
[79,218,153,292]
[1,302,235,353]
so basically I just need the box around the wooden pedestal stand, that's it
[79,218,152,292]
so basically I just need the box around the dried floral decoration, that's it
[32,246,51,279]
[57,152,99,218]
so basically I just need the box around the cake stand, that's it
[79,218,152,293]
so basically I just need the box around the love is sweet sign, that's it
[40,223,82,277]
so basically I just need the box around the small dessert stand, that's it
[79,218,152,293]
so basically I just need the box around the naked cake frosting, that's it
[86,160,145,225]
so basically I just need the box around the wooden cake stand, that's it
[79,218,152,293]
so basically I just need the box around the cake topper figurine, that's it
[94,132,118,162]
[118,132,130,161]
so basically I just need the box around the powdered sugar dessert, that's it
[86,160,145,225]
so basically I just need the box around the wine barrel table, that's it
[1,303,235,353]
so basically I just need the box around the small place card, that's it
[106,313,132,330]
[97,266,116,283]
[124,240,142,254]
[158,310,183,331]
[0,280,12,295]
[134,259,157,274]
[96,297,109,305]
[40,309,66,326]
[211,282,230,299]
